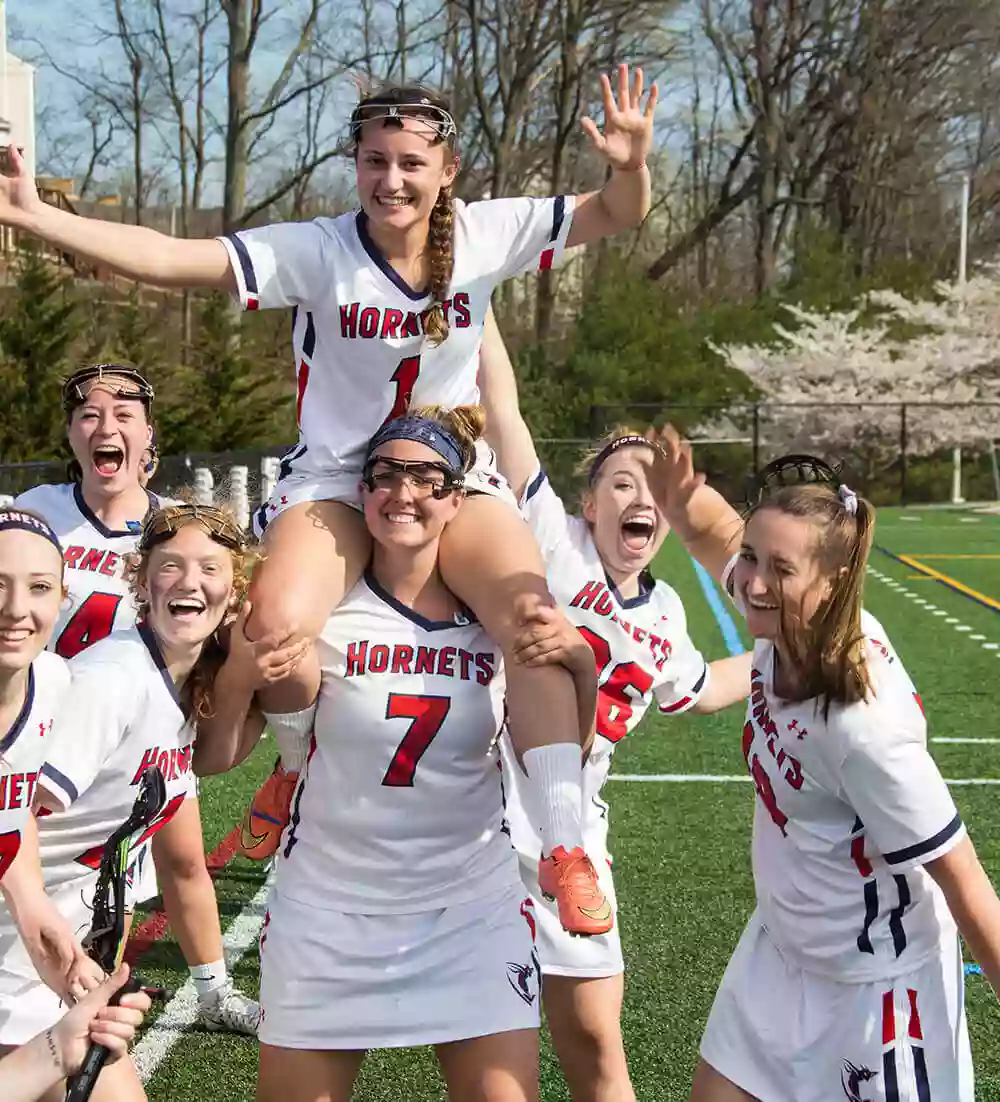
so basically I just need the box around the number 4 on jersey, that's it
[382,693,451,787]
[55,592,123,659]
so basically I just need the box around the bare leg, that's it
[246,500,371,713]
[543,974,634,1102]
[256,1044,365,1102]
[690,1058,759,1102]
[436,1028,538,1102]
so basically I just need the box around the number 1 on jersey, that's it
[382,693,450,787]
[384,356,421,426]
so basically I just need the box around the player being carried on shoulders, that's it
[0,65,659,937]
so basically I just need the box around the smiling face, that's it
[67,383,152,497]
[354,116,458,237]
[0,529,64,672]
[582,446,668,585]
[361,438,463,551]
[734,507,834,641]
[139,524,235,654]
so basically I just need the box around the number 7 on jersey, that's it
[381,693,451,787]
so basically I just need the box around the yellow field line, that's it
[896,553,1000,613]
[911,554,1000,560]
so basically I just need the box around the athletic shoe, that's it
[238,758,298,861]
[197,982,262,1035]
[538,845,614,937]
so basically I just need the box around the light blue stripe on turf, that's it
[691,559,744,656]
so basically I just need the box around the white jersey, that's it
[0,653,69,882]
[219,196,574,501]
[276,571,518,914]
[723,559,964,981]
[14,483,171,658]
[34,625,194,893]
[502,469,710,859]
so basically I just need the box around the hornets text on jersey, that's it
[276,570,519,914]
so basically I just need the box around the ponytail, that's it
[424,185,455,345]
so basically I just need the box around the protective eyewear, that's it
[361,457,464,499]
[349,100,457,144]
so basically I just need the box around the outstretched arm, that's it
[691,653,752,714]
[566,64,656,247]
[0,146,233,290]
[479,307,540,500]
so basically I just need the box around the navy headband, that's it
[366,416,466,472]
[588,434,653,485]
[0,509,63,557]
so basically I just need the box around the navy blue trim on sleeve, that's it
[883,812,962,866]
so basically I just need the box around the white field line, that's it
[608,774,1000,785]
[133,878,271,1082]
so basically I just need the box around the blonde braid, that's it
[424,184,454,346]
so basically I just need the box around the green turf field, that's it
[134,506,1000,1101]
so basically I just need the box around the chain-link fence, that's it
[1,400,997,523]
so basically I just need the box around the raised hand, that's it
[641,423,706,521]
[580,64,658,173]
[0,144,44,225]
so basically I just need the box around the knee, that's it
[554,1013,632,1096]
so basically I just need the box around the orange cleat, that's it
[238,759,299,861]
[538,845,614,937]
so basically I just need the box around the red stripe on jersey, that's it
[539,248,555,271]
[296,360,311,426]
[907,988,923,1040]
[882,990,896,1045]
[660,695,692,714]
[246,295,260,311]
[913,692,924,715]
[850,833,873,878]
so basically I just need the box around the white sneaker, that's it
[197,982,261,1035]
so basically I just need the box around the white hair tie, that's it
[839,484,858,516]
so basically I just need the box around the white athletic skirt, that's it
[254,440,517,537]
[258,881,540,1050]
[700,910,973,1102]
[516,851,623,978]
[0,877,96,1045]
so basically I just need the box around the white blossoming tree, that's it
[706,271,1000,492]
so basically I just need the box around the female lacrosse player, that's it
[198,406,598,1102]
[0,66,659,933]
[0,965,149,1102]
[15,365,261,1035]
[650,442,1000,1102]
[478,313,750,1101]
[0,506,100,1007]
[0,503,258,1102]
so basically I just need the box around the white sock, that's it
[522,745,584,856]
[190,958,227,1000]
[262,704,317,773]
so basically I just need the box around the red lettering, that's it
[594,592,614,617]
[452,292,472,327]
[131,747,159,786]
[0,774,7,809]
[346,641,368,677]
[80,549,104,572]
[8,774,22,810]
[359,306,379,338]
[369,644,389,673]
[98,551,119,577]
[415,647,436,675]
[570,581,604,611]
[475,653,496,685]
[742,722,788,835]
[458,650,473,681]
[391,645,414,675]
[437,646,456,678]
[23,772,37,807]
[156,751,170,777]
[339,302,359,338]
[402,311,421,338]
[380,308,404,338]
[64,546,84,569]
